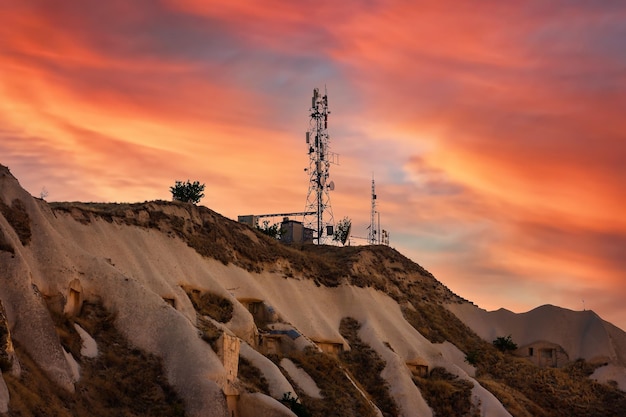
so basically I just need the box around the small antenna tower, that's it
[368,175,377,245]
[304,87,337,244]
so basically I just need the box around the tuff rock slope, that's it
[1,163,625,417]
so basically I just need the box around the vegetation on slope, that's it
[50,201,315,275]
[183,287,233,323]
[338,317,399,417]
[412,367,479,417]
[0,198,31,245]
[237,356,270,396]
[182,288,230,351]
[3,302,186,417]
[282,348,378,417]
[405,301,626,417]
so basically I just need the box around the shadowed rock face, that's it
[0,300,13,372]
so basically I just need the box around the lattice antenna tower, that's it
[368,175,378,245]
[304,87,337,244]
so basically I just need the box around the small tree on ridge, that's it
[333,217,352,246]
[170,180,205,204]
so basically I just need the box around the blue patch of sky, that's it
[523,8,626,65]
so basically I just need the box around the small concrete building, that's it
[515,340,569,368]
[280,218,314,244]
[237,215,314,243]
[258,331,299,356]
[313,340,344,355]
[237,215,256,227]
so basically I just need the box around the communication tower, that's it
[304,87,337,244]
[368,176,378,245]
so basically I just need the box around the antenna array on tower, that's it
[369,176,378,245]
[303,87,337,244]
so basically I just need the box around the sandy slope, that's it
[0,164,518,416]
[2,164,623,416]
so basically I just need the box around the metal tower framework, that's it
[368,176,378,245]
[304,87,337,244]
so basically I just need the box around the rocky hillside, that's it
[1,163,625,417]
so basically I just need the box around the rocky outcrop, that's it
[0,299,12,414]
[0,300,13,373]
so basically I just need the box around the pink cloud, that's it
[1,0,625,330]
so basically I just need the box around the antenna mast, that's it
[368,175,377,245]
[304,87,337,244]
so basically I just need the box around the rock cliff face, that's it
[0,301,13,373]
[1,162,625,417]
[0,300,15,414]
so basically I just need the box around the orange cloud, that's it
[2,0,625,330]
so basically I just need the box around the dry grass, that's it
[4,302,186,417]
[403,302,482,350]
[284,348,378,417]
[183,287,233,323]
[0,198,31,245]
[413,367,479,417]
[237,356,270,395]
[50,201,313,275]
[476,377,542,417]
[338,317,399,417]
[182,287,232,351]
[478,354,626,417]
[196,316,222,351]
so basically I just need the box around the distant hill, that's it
[1,162,625,417]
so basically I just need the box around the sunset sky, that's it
[2,1,626,330]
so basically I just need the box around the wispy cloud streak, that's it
[2,0,625,329]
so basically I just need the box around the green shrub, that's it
[280,392,312,417]
[465,350,481,366]
[170,180,205,204]
[493,335,517,352]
